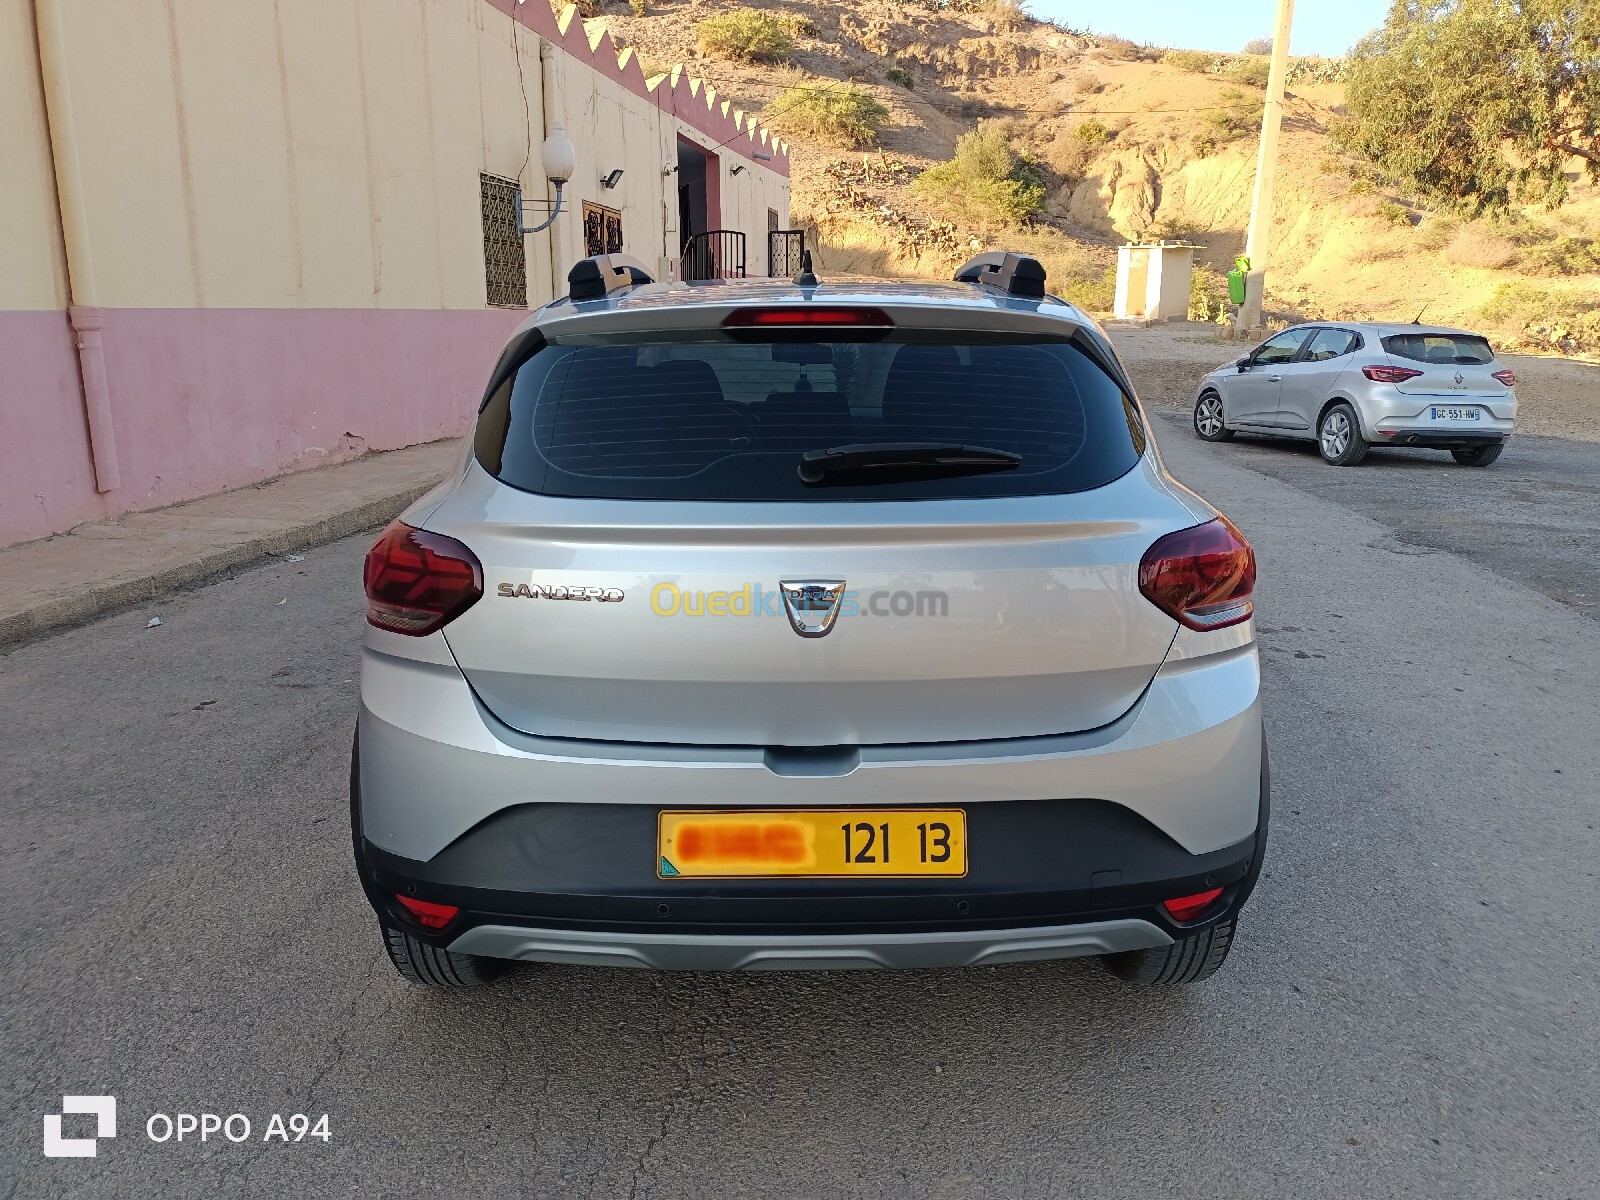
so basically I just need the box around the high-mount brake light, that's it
[1138,517,1256,632]
[363,521,483,636]
[1362,365,1424,384]
[721,307,894,328]
[1492,369,1517,387]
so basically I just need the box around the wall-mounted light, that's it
[730,165,747,176]
[516,123,577,234]
[600,169,624,190]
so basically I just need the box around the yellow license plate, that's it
[658,809,967,879]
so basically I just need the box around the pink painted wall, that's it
[0,307,522,546]
[0,311,104,544]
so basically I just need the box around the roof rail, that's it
[953,251,1047,300]
[568,254,655,301]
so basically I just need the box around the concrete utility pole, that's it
[1238,0,1295,331]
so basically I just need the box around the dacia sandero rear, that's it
[352,252,1267,988]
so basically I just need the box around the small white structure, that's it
[1114,242,1201,321]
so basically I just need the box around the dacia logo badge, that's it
[778,580,845,638]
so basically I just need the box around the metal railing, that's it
[682,230,747,281]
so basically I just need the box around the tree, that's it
[1242,37,1274,55]
[1338,0,1600,214]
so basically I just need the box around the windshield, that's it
[474,330,1146,501]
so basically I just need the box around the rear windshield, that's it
[474,331,1146,501]
[1382,334,1496,365]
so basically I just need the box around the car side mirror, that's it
[1235,356,1252,372]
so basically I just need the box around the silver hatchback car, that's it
[1192,322,1518,465]
[352,252,1267,989]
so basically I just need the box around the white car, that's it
[1192,322,1517,465]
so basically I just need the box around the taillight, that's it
[1362,365,1423,384]
[395,894,459,930]
[363,521,483,636]
[1139,517,1256,631]
[1492,369,1516,387]
[1162,887,1224,922]
[722,306,893,328]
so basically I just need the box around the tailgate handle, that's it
[763,746,861,778]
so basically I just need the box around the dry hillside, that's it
[585,0,1600,356]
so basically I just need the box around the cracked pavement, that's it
[3,398,1598,1198]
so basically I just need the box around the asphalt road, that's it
[5,424,1598,1199]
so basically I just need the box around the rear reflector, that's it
[1492,369,1516,387]
[1138,517,1256,632]
[396,894,459,930]
[363,521,483,636]
[722,306,893,328]
[1162,887,1224,922]
[1362,365,1424,384]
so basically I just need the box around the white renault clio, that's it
[352,252,1267,988]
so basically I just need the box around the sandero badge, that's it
[779,579,846,637]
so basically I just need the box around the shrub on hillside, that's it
[886,64,915,89]
[1229,57,1272,87]
[1445,225,1520,269]
[695,10,795,63]
[1075,72,1104,95]
[777,11,816,38]
[1242,37,1274,55]
[1057,264,1117,311]
[1189,266,1231,322]
[1074,119,1109,144]
[628,0,647,15]
[1479,283,1600,354]
[1162,49,1215,73]
[1378,199,1413,227]
[768,87,889,148]
[912,121,1046,229]
[1097,36,1142,61]
[1520,235,1600,276]
[979,0,1030,30]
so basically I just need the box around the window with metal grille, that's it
[480,173,527,308]
[582,201,624,257]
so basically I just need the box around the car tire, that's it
[1451,442,1504,467]
[1317,402,1368,466]
[1102,916,1237,986]
[382,922,506,987]
[1193,391,1233,441]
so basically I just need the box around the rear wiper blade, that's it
[797,442,1021,484]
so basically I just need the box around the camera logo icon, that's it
[43,1096,116,1158]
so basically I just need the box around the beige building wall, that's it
[0,0,68,311]
[30,0,788,313]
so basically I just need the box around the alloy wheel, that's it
[1320,411,1351,459]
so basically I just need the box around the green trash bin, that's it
[1227,256,1250,305]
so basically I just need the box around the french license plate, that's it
[1430,406,1482,421]
[658,809,968,878]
